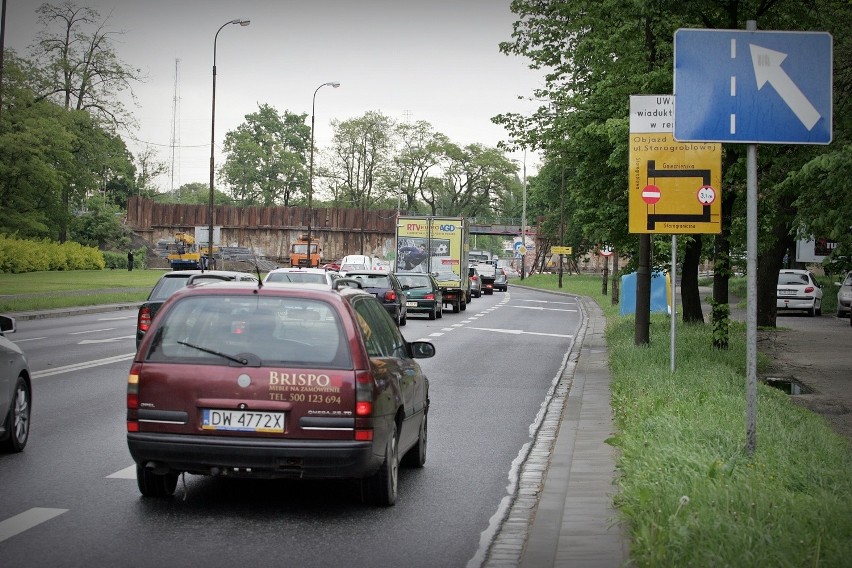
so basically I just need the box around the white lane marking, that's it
[79,335,136,344]
[518,299,575,306]
[107,465,137,479]
[468,327,573,339]
[69,328,116,335]
[0,508,68,543]
[510,305,577,313]
[10,337,48,343]
[32,353,134,379]
[99,315,137,321]
[429,333,444,338]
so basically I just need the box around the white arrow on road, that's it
[750,43,820,130]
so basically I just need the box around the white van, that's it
[339,254,373,274]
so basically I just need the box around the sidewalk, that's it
[482,294,629,568]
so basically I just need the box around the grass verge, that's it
[521,273,851,567]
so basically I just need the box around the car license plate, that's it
[779,289,795,296]
[202,409,285,433]
[406,301,418,307]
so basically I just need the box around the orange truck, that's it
[289,234,322,267]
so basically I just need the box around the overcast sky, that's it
[5,0,544,190]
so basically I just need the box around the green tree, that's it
[327,111,396,210]
[496,0,850,328]
[70,194,128,249]
[30,1,142,129]
[220,103,309,207]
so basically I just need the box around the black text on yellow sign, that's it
[628,133,722,234]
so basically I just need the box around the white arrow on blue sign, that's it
[674,29,832,144]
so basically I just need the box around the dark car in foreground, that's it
[136,270,258,347]
[0,315,31,453]
[342,270,408,326]
[127,281,434,506]
[396,272,443,320]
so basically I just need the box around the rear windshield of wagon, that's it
[144,295,353,369]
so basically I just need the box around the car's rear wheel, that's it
[136,465,178,498]
[400,309,407,326]
[364,423,398,506]
[428,305,437,320]
[0,375,31,453]
[401,412,427,468]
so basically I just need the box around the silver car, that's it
[0,315,31,452]
[835,270,852,317]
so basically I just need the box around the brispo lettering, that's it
[268,372,331,387]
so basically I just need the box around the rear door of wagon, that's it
[136,293,358,441]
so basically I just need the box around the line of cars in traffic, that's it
[123,261,516,505]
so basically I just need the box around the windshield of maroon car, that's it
[145,295,352,369]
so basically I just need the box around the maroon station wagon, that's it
[126,281,434,506]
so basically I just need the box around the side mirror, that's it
[409,340,435,359]
[0,315,16,334]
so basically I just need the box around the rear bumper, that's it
[128,432,380,479]
[776,298,816,310]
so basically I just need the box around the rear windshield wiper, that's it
[177,341,248,365]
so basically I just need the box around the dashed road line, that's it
[0,508,68,543]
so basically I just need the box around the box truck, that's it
[395,216,470,313]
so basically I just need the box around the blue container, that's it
[620,271,670,316]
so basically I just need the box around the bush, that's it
[0,234,105,273]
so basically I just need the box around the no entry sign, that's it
[642,185,661,204]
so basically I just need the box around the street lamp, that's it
[208,18,250,269]
[512,153,528,280]
[306,81,340,267]
[521,149,527,280]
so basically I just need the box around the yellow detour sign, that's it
[551,246,573,254]
[628,96,722,234]
[629,132,721,234]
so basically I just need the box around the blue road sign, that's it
[674,29,832,144]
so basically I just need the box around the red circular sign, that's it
[642,184,661,205]
[697,185,716,205]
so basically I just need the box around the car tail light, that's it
[425,293,435,300]
[384,290,397,302]
[354,370,374,440]
[138,307,152,333]
[804,286,815,293]
[127,363,140,432]
[471,275,478,281]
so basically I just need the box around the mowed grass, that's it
[0,269,165,312]
[3,269,850,565]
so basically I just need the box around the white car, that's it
[835,270,852,317]
[264,267,341,287]
[776,269,823,317]
[0,315,31,453]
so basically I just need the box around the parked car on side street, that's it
[343,270,408,326]
[0,315,31,453]
[127,280,434,506]
[777,269,823,317]
[468,266,482,298]
[136,270,259,348]
[264,267,341,287]
[835,270,852,318]
[396,272,443,320]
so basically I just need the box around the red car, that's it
[127,280,434,506]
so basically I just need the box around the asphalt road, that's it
[0,287,583,567]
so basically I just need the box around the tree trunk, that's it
[611,251,620,306]
[681,235,704,324]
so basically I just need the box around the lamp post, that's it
[208,18,249,268]
[307,81,340,267]
[515,151,527,280]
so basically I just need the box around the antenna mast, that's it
[169,58,181,194]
